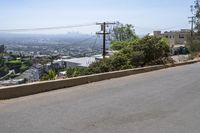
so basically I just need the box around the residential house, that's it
[153,29,190,48]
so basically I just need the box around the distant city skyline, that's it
[0,0,193,35]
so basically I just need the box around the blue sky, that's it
[0,0,194,35]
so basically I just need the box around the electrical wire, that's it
[0,23,96,32]
[0,22,181,33]
[135,25,182,31]
[91,36,99,50]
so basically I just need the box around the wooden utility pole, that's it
[189,16,195,43]
[96,22,115,58]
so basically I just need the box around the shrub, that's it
[41,69,56,80]
[66,67,88,78]
[53,35,171,79]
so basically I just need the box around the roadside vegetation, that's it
[187,0,200,58]
[41,69,57,81]
[0,53,32,79]
[0,24,173,81]
[62,24,172,78]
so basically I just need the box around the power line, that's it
[0,23,96,32]
[91,36,99,51]
[135,26,184,31]
[0,23,183,33]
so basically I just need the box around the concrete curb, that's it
[0,60,199,100]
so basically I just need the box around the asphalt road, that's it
[1,63,200,133]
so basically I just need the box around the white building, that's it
[64,57,96,68]
[52,57,96,69]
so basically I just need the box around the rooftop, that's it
[63,57,96,67]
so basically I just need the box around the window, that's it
[179,34,185,38]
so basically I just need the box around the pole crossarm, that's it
[96,22,116,59]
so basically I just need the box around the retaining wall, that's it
[0,60,199,100]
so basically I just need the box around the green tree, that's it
[111,38,140,51]
[109,53,132,70]
[6,60,22,73]
[112,35,170,64]
[48,69,56,80]
[41,74,50,81]
[23,60,33,67]
[66,68,75,78]
[0,66,9,77]
[0,55,4,67]
[20,64,28,73]
[186,35,200,53]
[112,22,137,41]
[72,68,88,77]
[192,0,200,33]
[137,36,169,64]
[110,41,128,51]
[188,1,200,54]
[88,59,111,74]
[41,69,56,80]
[129,51,145,67]
[65,67,89,78]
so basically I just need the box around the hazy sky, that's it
[0,0,193,35]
